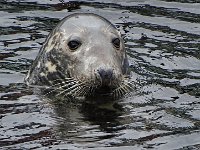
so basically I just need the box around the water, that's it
[0,0,200,149]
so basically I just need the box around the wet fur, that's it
[25,13,134,99]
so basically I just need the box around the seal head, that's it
[25,13,131,99]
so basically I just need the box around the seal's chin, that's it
[93,85,115,96]
[91,75,118,97]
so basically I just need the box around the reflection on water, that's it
[0,0,200,149]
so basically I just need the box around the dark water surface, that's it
[0,0,200,149]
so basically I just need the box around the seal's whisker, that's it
[84,85,93,96]
[112,79,134,99]
[112,87,120,99]
[74,84,90,96]
[117,79,139,98]
[56,82,85,96]
[73,87,83,96]
[119,83,128,92]
[73,86,85,96]
[45,78,77,89]
[118,85,126,98]
[45,79,80,96]
[123,80,138,91]
[44,84,68,96]
[68,86,83,96]
[120,84,131,97]
[67,84,89,97]
[117,88,123,98]
[89,86,96,96]
[121,82,133,92]
[50,77,75,83]
[45,81,65,89]
[60,80,92,97]
[79,88,88,97]
[57,85,78,96]
[81,81,98,96]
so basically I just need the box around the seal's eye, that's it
[68,40,81,51]
[112,38,120,49]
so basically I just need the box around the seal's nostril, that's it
[98,69,113,80]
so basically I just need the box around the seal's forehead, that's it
[60,14,116,31]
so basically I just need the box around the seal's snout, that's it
[97,68,113,79]
[97,68,113,82]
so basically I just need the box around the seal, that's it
[25,13,132,99]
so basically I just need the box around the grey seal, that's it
[25,13,133,99]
